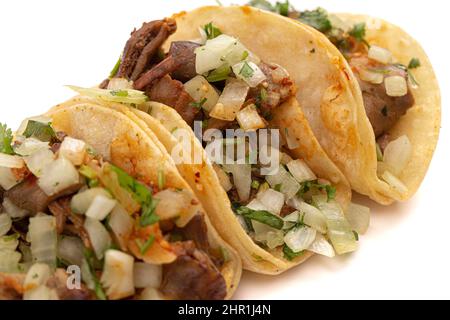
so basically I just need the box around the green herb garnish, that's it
[204,22,222,40]
[251,180,260,190]
[83,250,106,300]
[206,64,231,82]
[239,61,255,78]
[236,206,284,230]
[110,165,160,227]
[408,58,421,69]
[299,8,332,33]
[0,123,14,155]
[298,180,336,201]
[190,98,208,110]
[110,90,129,97]
[136,235,155,255]
[283,244,304,261]
[109,56,122,79]
[23,120,56,142]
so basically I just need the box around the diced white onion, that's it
[85,195,117,221]
[71,187,112,215]
[346,203,370,235]
[265,166,300,200]
[84,217,111,260]
[287,197,327,234]
[280,153,294,165]
[359,69,384,84]
[24,148,55,177]
[3,198,29,219]
[0,167,22,190]
[0,213,12,236]
[24,285,58,300]
[232,61,266,87]
[209,78,249,121]
[213,164,233,192]
[224,40,257,66]
[284,128,300,150]
[24,263,51,290]
[0,235,19,251]
[154,189,189,220]
[0,250,22,272]
[109,204,134,251]
[382,170,409,194]
[286,159,317,183]
[308,234,335,258]
[223,163,252,202]
[383,135,412,175]
[368,45,393,64]
[57,236,84,266]
[106,78,134,90]
[59,137,86,166]
[139,287,164,300]
[38,156,80,196]
[385,76,408,97]
[314,199,358,255]
[14,138,50,156]
[256,189,285,215]
[101,249,135,300]
[184,75,220,113]
[28,215,57,266]
[284,226,317,253]
[133,262,162,289]
[252,221,284,249]
[236,104,266,131]
[195,34,237,74]
[0,154,25,169]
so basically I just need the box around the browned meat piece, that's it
[134,41,200,90]
[377,134,391,153]
[280,205,296,218]
[169,41,200,82]
[146,75,198,124]
[4,176,82,215]
[0,273,24,300]
[48,198,92,248]
[0,186,4,210]
[205,118,236,131]
[47,269,93,300]
[161,241,226,300]
[177,215,209,252]
[117,19,176,81]
[349,55,415,138]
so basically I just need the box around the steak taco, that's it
[247,1,441,204]
[0,105,241,300]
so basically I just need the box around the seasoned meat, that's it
[4,176,82,215]
[169,41,200,82]
[146,75,198,124]
[377,133,391,153]
[117,19,176,81]
[0,186,4,210]
[0,273,24,300]
[161,241,226,300]
[178,215,209,252]
[349,55,415,138]
[134,41,200,90]
[48,198,91,248]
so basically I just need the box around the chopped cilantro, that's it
[109,56,122,79]
[251,180,260,190]
[204,22,222,40]
[274,183,282,192]
[349,23,366,42]
[299,8,332,33]
[83,250,106,300]
[239,61,255,78]
[0,123,14,155]
[190,98,208,110]
[353,231,359,241]
[408,58,421,69]
[110,165,160,227]
[247,0,275,11]
[298,180,336,201]
[206,64,231,82]
[110,90,129,97]
[274,1,290,17]
[283,244,304,261]
[136,235,155,255]
[23,120,56,142]
[235,206,284,230]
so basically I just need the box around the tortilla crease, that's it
[288,12,441,205]
[45,104,242,299]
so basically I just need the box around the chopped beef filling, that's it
[161,241,227,300]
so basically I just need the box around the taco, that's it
[64,6,368,274]
[246,1,441,205]
[0,106,241,300]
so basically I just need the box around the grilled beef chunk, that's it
[48,198,91,248]
[4,176,82,215]
[117,19,176,81]
[134,41,200,89]
[146,75,198,124]
[161,241,227,300]
[0,186,4,210]
[349,55,415,138]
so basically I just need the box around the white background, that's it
[0,0,448,300]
